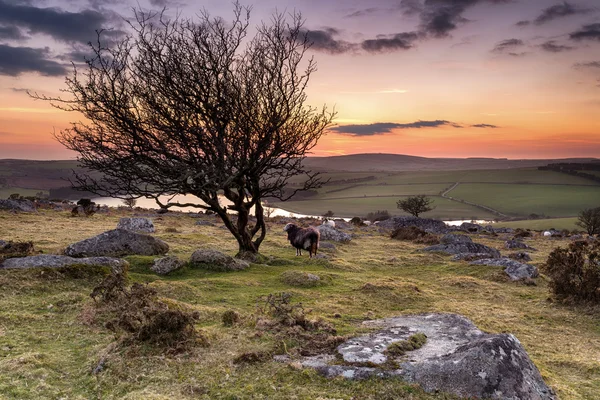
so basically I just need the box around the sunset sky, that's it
[1,0,599,160]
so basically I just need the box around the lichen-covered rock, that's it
[0,254,128,272]
[376,216,448,234]
[460,222,483,233]
[190,249,249,272]
[117,217,155,233]
[423,242,501,258]
[151,256,184,275]
[317,225,351,242]
[65,229,169,257]
[440,233,472,244]
[471,258,539,280]
[0,199,36,212]
[508,252,532,262]
[298,313,556,400]
[452,253,495,262]
[505,239,535,250]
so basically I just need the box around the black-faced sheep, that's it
[283,223,320,258]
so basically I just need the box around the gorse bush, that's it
[545,241,600,303]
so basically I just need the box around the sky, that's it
[0,0,599,160]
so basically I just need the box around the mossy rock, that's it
[280,270,328,287]
[386,333,428,356]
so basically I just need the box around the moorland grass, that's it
[0,209,599,399]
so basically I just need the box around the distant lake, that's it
[92,195,494,226]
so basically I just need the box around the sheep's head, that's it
[283,223,297,232]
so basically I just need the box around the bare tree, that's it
[576,207,600,235]
[397,195,436,218]
[32,3,334,255]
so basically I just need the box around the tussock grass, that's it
[0,208,599,399]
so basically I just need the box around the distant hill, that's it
[302,153,600,172]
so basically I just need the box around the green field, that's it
[0,188,46,199]
[494,217,580,231]
[447,183,600,217]
[318,183,449,198]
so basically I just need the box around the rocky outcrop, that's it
[0,254,128,272]
[65,229,169,257]
[117,217,155,233]
[190,249,249,272]
[440,233,473,244]
[376,216,448,234]
[0,199,36,212]
[317,225,351,242]
[471,258,539,280]
[151,256,184,275]
[423,242,501,258]
[298,313,555,400]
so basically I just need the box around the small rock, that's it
[471,258,539,280]
[190,249,249,272]
[117,217,155,233]
[460,222,482,233]
[65,229,169,257]
[505,239,534,250]
[318,241,337,250]
[508,252,532,262]
[151,256,184,275]
[317,225,352,242]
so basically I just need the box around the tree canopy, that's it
[397,195,436,218]
[33,3,334,255]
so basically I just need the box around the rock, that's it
[0,240,6,250]
[195,220,215,226]
[151,256,184,275]
[460,222,483,233]
[452,253,495,262]
[317,225,351,242]
[376,216,448,234]
[505,239,535,250]
[280,270,322,287]
[570,234,583,241]
[65,229,169,257]
[0,254,128,272]
[299,313,555,400]
[190,249,249,272]
[423,242,501,258]
[0,199,36,212]
[440,233,472,244]
[116,217,155,233]
[490,227,514,234]
[508,252,532,262]
[471,258,539,280]
[318,241,336,250]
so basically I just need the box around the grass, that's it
[0,208,599,399]
[494,217,581,231]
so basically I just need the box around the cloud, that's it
[361,32,420,53]
[534,1,589,25]
[540,40,575,53]
[472,123,499,128]
[0,24,28,40]
[574,61,600,69]
[515,20,530,27]
[0,44,67,76]
[398,0,423,16]
[492,38,525,53]
[10,87,29,93]
[330,120,460,136]
[345,8,379,18]
[302,28,356,54]
[570,23,600,42]
[0,0,125,45]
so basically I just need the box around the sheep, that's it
[322,218,335,228]
[283,223,320,258]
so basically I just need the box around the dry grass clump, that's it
[386,333,427,357]
[255,292,346,356]
[221,310,241,327]
[545,240,600,304]
[90,271,206,351]
[390,226,439,245]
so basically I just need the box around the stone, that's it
[280,270,322,287]
[423,242,501,258]
[0,199,36,212]
[317,225,351,242]
[376,216,448,234]
[440,233,472,244]
[0,240,7,250]
[190,249,249,272]
[508,252,532,262]
[0,254,128,272]
[505,239,535,250]
[151,256,184,275]
[195,220,215,226]
[65,229,169,257]
[298,313,555,400]
[471,258,539,280]
[460,222,483,233]
[452,253,495,262]
[318,241,337,250]
[116,217,155,233]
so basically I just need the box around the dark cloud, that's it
[574,61,600,69]
[330,120,460,136]
[148,0,170,7]
[534,1,589,25]
[302,28,356,54]
[398,0,423,16]
[515,20,530,27]
[0,25,27,40]
[472,123,499,128]
[361,32,420,53]
[0,0,125,45]
[345,8,379,18]
[0,44,67,76]
[540,40,575,53]
[492,38,525,53]
[570,23,600,42]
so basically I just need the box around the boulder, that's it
[505,239,535,250]
[460,222,483,233]
[0,199,36,212]
[452,253,495,262]
[0,254,128,272]
[298,313,555,400]
[508,252,532,262]
[376,216,448,234]
[65,229,169,257]
[423,242,501,258]
[190,249,249,272]
[116,217,155,233]
[440,233,472,244]
[471,258,539,280]
[151,256,184,275]
[318,241,337,250]
[317,225,351,242]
